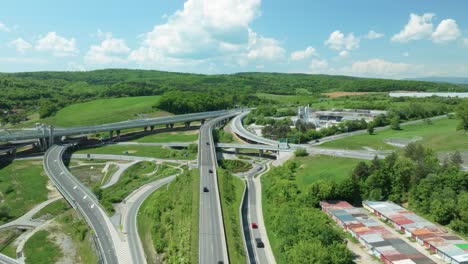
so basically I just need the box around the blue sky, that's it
[1,0,468,78]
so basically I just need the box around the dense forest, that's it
[0,69,466,120]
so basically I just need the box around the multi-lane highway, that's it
[44,145,129,264]
[0,109,239,142]
[199,114,237,264]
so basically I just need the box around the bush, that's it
[294,148,308,157]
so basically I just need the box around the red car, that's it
[251,222,258,229]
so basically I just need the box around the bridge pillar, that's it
[184,122,191,128]
[144,126,148,131]
[201,119,205,125]
[235,148,239,154]
[48,126,54,146]
[170,123,174,129]
[116,130,121,139]
[150,126,154,131]
[259,149,264,157]
[109,130,114,139]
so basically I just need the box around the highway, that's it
[199,114,236,264]
[0,253,18,264]
[0,109,239,142]
[44,145,128,264]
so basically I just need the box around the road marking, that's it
[83,195,87,200]
[60,171,64,175]
[90,204,95,209]
[73,185,77,190]
[54,159,58,162]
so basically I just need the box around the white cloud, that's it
[431,19,461,43]
[309,59,328,73]
[0,57,47,64]
[129,0,284,67]
[0,22,10,32]
[9,38,32,53]
[290,46,317,60]
[325,30,359,51]
[341,59,413,78]
[366,30,384,40]
[85,33,130,64]
[402,52,410,57]
[67,62,86,71]
[35,32,78,56]
[339,50,349,58]
[392,13,434,42]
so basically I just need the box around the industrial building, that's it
[293,105,386,129]
[364,201,468,264]
[320,201,436,264]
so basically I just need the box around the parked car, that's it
[203,187,209,192]
[251,222,258,229]
[255,238,264,248]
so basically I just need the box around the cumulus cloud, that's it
[366,30,384,40]
[325,30,359,51]
[129,0,285,67]
[0,22,10,32]
[9,38,32,53]
[340,59,413,78]
[392,13,460,43]
[85,33,130,64]
[290,46,317,60]
[309,59,328,73]
[35,32,78,56]
[431,19,461,43]
[339,50,349,58]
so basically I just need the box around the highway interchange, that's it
[1,108,400,264]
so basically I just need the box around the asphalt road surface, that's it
[198,116,230,264]
[44,145,119,264]
[0,253,18,264]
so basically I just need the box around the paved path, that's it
[101,161,139,189]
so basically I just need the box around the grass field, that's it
[294,155,360,188]
[256,93,316,105]
[321,118,467,152]
[0,160,48,225]
[217,169,246,263]
[24,230,62,264]
[137,169,199,263]
[32,199,70,220]
[74,145,196,160]
[219,159,253,173]
[68,163,118,188]
[0,229,23,258]
[133,130,198,143]
[46,96,169,127]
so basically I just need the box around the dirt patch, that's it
[323,92,372,98]
[384,137,422,147]
[127,150,138,154]
[46,180,61,199]
[47,222,77,264]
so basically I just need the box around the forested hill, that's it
[0,69,465,114]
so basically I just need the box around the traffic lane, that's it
[45,147,118,264]
[247,176,268,264]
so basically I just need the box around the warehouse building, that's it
[320,200,436,264]
[364,201,468,264]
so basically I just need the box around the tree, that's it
[187,143,198,154]
[38,98,58,118]
[456,100,468,132]
[352,161,370,181]
[294,148,308,157]
[390,116,401,130]
[367,122,375,135]
[450,151,464,166]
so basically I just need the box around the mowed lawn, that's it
[321,118,467,152]
[133,130,198,143]
[74,145,196,160]
[46,96,170,127]
[294,155,360,187]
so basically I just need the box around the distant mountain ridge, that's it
[405,77,468,84]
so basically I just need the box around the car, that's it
[203,187,209,192]
[217,261,224,264]
[251,222,258,229]
[206,142,210,145]
[255,238,264,248]
[315,139,320,143]
[209,169,213,173]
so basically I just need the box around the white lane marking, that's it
[90,204,95,209]
[54,159,58,162]
[60,171,64,175]
[83,195,87,200]
[73,185,77,190]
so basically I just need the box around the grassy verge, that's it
[24,230,63,264]
[32,199,70,220]
[100,161,178,214]
[217,169,246,263]
[44,96,168,127]
[219,159,253,173]
[321,118,467,152]
[69,164,106,187]
[137,169,199,263]
[75,145,196,160]
[0,160,48,225]
[133,130,198,143]
[55,210,99,264]
[214,129,236,143]
[0,229,24,258]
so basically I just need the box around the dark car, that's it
[203,187,209,192]
[209,169,213,173]
[206,142,210,145]
[315,139,320,143]
[255,238,264,248]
